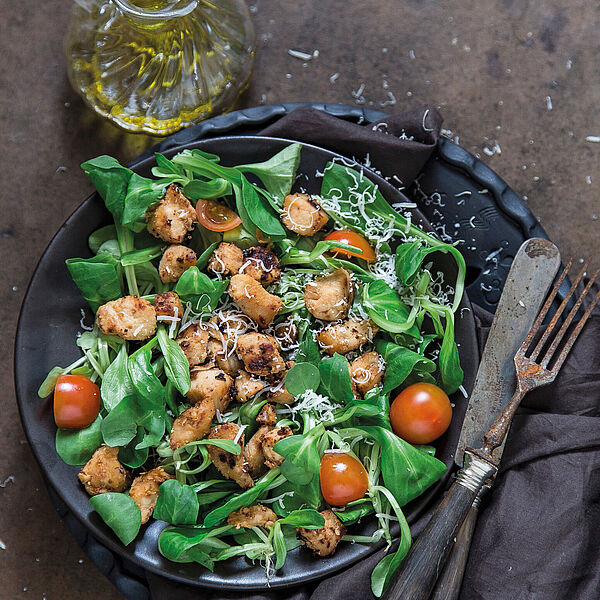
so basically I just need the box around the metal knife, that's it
[381,238,561,600]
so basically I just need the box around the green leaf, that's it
[437,310,464,394]
[183,178,231,199]
[241,176,286,237]
[203,470,281,527]
[237,143,302,206]
[157,326,191,396]
[66,254,122,312]
[128,341,165,407]
[89,493,142,545]
[295,323,321,365]
[120,245,163,267]
[154,479,199,525]
[118,427,149,468]
[318,353,354,404]
[271,521,287,570]
[334,499,373,525]
[89,225,118,255]
[121,173,169,229]
[101,345,135,411]
[195,241,220,271]
[100,395,141,447]
[376,340,436,394]
[158,524,234,563]
[174,267,228,314]
[55,415,103,465]
[362,280,420,337]
[38,366,65,398]
[285,362,320,396]
[395,242,442,287]
[339,426,447,507]
[277,509,325,528]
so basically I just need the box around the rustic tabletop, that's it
[1,1,599,599]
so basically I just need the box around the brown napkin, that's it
[148,106,600,600]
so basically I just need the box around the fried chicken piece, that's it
[317,318,379,355]
[206,338,244,376]
[236,332,286,376]
[227,505,277,529]
[145,184,197,244]
[129,467,173,524]
[158,244,197,284]
[233,370,266,403]
[96,296,156,341]
[256,403,277,426]
[169,397,215,450]
[297,509,346,557]
[207,242,244,277]
[187,365,233,413]
[245,425,271,477]
[281,193,329,236]
[176,323,210,367]
[350,352,385,396]
[272,319,299,351]
[154,291,184,321]
[78,445,129,496]
[261,426,293,468]
[207,423,253,489]
[228,274,283,328]
[304,268,353,321]
[239,246,281,285]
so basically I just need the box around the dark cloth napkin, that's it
[148,107,600,600]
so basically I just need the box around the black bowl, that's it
[14,136,478,590]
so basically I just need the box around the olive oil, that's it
[66,0,255,135]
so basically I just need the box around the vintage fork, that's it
[382,260,600,600]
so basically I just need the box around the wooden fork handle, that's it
[381,453,496,600]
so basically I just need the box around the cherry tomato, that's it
[320,452,369,507]
[324,230,377,262]
[54,374,100,429]
[196,199,242,232]
[390,383,452,445]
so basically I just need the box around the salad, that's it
[38,142,466,596]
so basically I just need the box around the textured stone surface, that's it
[1,1,598,599]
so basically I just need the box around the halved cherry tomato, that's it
[320,452,369,507]
[390,382,452,445]
[54,374,100,429]
[196,199,242,232]
[324,230,377,262]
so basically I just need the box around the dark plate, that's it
[14,136,478,590]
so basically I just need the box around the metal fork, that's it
[383,260,600,600]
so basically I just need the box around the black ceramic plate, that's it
[15,136,478,590]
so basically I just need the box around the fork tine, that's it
[520,259,572,357]
[541,270,600,368]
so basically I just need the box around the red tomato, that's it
[390,383,452,444]
[196,199,242,232]
[324,230,377,262]
[54,374,100,429]
[320,452,369,507]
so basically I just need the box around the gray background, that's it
[1,0,598,598]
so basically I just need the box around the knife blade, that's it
[381,238,561,600]
[429,237,562,600]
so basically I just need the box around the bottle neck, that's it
[113,0,198,23]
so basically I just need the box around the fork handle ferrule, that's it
[381,453,496,600]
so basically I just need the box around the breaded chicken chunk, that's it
[129,467,173,524]
[227,505,277,529]
[236,333,286,376]
[297,509,346,557]
[145,184,197,244]
[228,274,283,328]
[281,193,329,236]
[207,423,253,489]
[304,269,353,321]
[350,352,385,396]
[154,291,184,321]
[261,426,293,469]
[169,397,215,450]
[187,365,233,413]
[256,403,277,426]
[207,242,244,277]
[176,323,209,367]
[245,425,271,477]
[239,246,281,285]
[233,370,266,403]
[206,338,244,375]
[159,245,197,284]
[96,296,156,341]
[317,318,379,355]
[78,445,129,496]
